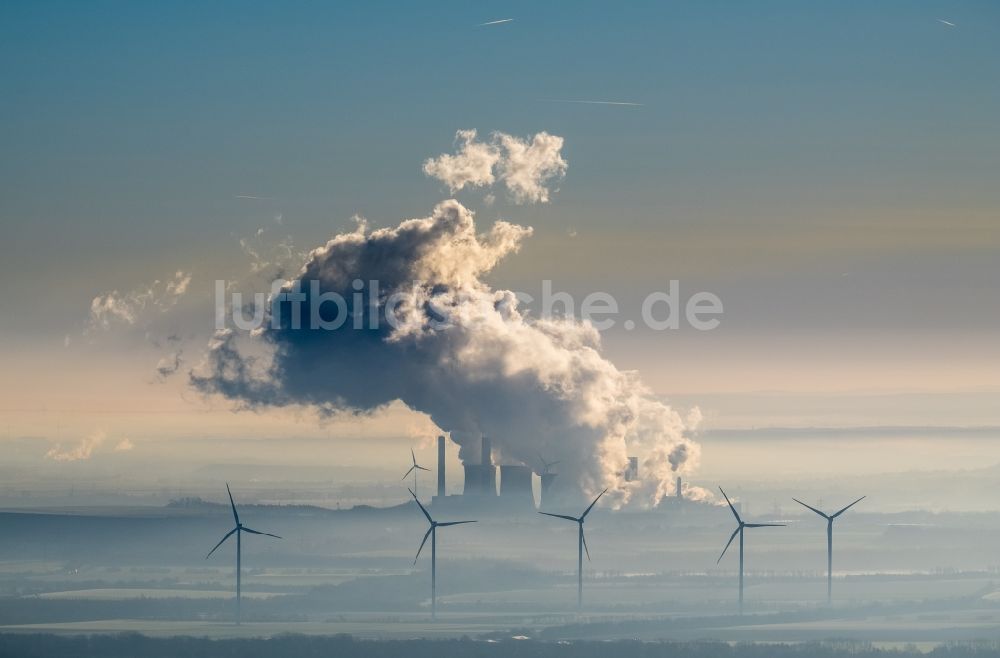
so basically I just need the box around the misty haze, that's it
[2,2,1000,657]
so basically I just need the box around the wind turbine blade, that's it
[582,529,591,561]
[792,497,830,519]
[226,483,240,525]
[402,466,416,479]
[437,520,476,526]
[415,465,431,472]
[719,487,742,524]
[206,527,237,559]
[717,527,740,564]
[832,495,866,518]
[242,527,282,539]
[539,512,580,523]
[581,488,608,519]
[409,488,433,523]
[411,448,417,466]
[414,526,433,564]
[745,523,785,528]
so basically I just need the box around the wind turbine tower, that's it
[539,488,607,609]
[206,484,282,624]
[792,495,866,603]
[537,452,561,509]
[409,488,475,619]
[717,487,783,613]
[402,448,431,499]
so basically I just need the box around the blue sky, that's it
[1,1,998,472]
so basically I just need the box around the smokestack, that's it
[676,475,683,499]
[481,436,492,467]
[437,435,446,498]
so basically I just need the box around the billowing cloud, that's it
[114,438,135,452]
[494,131,567,203]
[423,130,567,204]
[89,271,192,331]
[422,129,501,194]
[191,199,699,507]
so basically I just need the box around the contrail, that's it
[541,99,644,107]
[479,18,513,26]
[234,195,276,200]
[937,19,956,27]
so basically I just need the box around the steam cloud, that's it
[192,199,700,506]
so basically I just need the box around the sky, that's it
[1,1,998,494]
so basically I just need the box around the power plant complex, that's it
[432,435,544,511]
[427,434,714,519]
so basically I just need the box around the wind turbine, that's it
[539,488,607,609]
[409,488,475,619]
[793,495,865,604]
[402,448,431,499]
[717,486,783,612]
[537,451,560,475]
[206,484,281,625]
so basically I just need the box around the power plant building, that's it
[462,436,497,497]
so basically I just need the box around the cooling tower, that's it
[540,472,557,507]
[499,465,533,505]
[624,456,639,482]
[463,436,496,497]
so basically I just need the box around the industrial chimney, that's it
[481,436,492,467]
[437,435,446,498]
[676,475,683,500]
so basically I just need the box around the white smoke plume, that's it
[423,129,567,204]
[192,199,699,506]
